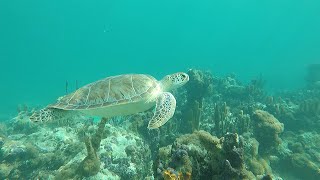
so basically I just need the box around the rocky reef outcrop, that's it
[252,110,284,155]
[153,130,277,180]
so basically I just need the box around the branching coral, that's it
[55,118,108,179]
[181,69,214,133]
[77,117,107,177]
[238,110,251,135]
[184,101,201,133]
[213,102,251,137]
[213,102,231,137]
[299,98,320,116]
[246,74,266,101]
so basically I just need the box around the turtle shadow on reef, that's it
[55,118,108,180]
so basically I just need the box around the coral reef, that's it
[246,74,266,101]
[55,120,153,180]
[0,120,84,179]
[102,124,153,179]
[185,69,214,103]
[0,113,153,179]
[3,68,320,179]
[216,73,266,104]
[127,112,162,159]
[154,130,260,180]
[268,89,319,132]
[240,135,274,178]
[8,107,39,135]
[274,131,320,179]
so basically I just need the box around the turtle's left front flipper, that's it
[148,92,176,129]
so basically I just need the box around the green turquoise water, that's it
[1,0,320,118]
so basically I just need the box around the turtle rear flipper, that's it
[30,108,55,123]
[147,92,176,129]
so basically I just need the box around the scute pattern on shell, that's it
[49,74,158,110]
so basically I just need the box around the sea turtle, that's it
[30,72,189,129]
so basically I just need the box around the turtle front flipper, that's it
[148,92,176,129]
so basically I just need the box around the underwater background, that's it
[1,0,320,118]
[1,0,320,180]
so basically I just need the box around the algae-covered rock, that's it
[0,137,4,148]
[185,69,214,102]
[0,163,13,179]
[277,131,320,179]
[248,158,265,175]
[246,137,259,158]
[288,153,320,179]
[253,110,284,154]
[176,130,221,151]
[56,122,152,180]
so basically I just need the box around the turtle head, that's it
[160,72,189,91]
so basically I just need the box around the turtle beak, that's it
[180,72,189,83]
[184,73,189,82]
